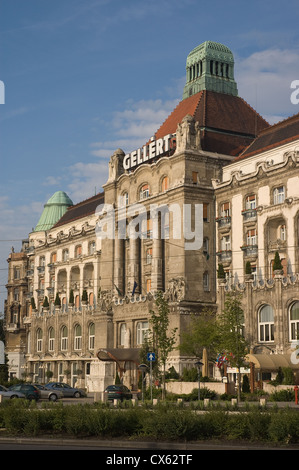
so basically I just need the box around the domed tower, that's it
[34,191,73,232]
[182,40,238,99]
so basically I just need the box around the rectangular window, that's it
[273,186,285,204]
[246,228,257,245]
[14,267,20,280]
[221,235,231,251]
[192,171,198,184]
[203,203,209,222]
[220,202,231,217]
[245,194,256,210]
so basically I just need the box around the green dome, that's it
[183,40,238,99]
[34,191,73,232]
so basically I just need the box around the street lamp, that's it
[138,364,148,402]
[195,361,203,401]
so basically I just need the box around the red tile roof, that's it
[155,90,269,156]
[53,192,104,228]
[237,112,299,160]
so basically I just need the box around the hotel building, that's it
[4,40,298,388]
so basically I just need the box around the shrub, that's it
[268,410,299,444]
[269,389,295,402]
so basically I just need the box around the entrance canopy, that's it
[97,348,140,367]
[246,353,299,371]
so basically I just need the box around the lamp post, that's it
[138,364,148,402]
[195,361,203,401]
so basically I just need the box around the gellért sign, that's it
[123,133,174,170]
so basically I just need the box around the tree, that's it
[149,291,177,400]
[217,263,226,279]
[54,293,61,307]
[217,292,249,402]
[82,289,88,303]
[179,309,219,372]
[69,289,74,305]
[273,251,283,272]
[245,261,252,275]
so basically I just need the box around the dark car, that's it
[45,382,86,398]
[104,384,133,401]
[8,384,41,401]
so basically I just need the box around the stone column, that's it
[151,237,163,292]
[128,229,139,295]
[114,228,124,296]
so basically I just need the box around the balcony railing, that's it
[242,209,257,222]
[268,239,287,252]
[241,244,258,258]
[216,250,232,264]
[216,216,231,230]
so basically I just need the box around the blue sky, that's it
[0,0,299,311]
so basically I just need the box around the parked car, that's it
[33,384,63,401]
[8,384,41,401]
[104,384,133,401]
[45,382,86,398]
[0,384,26,399]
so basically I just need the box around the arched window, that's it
[258,305,274,342]
[74,324,82,350]
[161,176,169,192]
[37,328,43,352]
[121,192,129,206]
[290,301,299,341]
[89,241,96,255]
[88,323,95,350]
[75,245,82,258]
[61,326,68,351]
[48,327,55,351]
[62,249,69,261]
[139,184,150,200]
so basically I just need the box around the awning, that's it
[245,353,299,371]
[97,348,141,368]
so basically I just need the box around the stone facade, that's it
[214,115,299,380]
[7,40,295,390]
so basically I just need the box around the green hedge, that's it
[1,401,299,445]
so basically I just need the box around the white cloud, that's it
[66,161,109,203]
[235,48,299,123]
[90,98,179,160]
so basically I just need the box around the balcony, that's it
[216,250,232,265]
[241,244,258,259]
[216,216,231,231]
[242,209,257,223]
[268,239,287,252]
[36,289,45,298]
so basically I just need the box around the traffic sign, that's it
[147,352,155,362]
